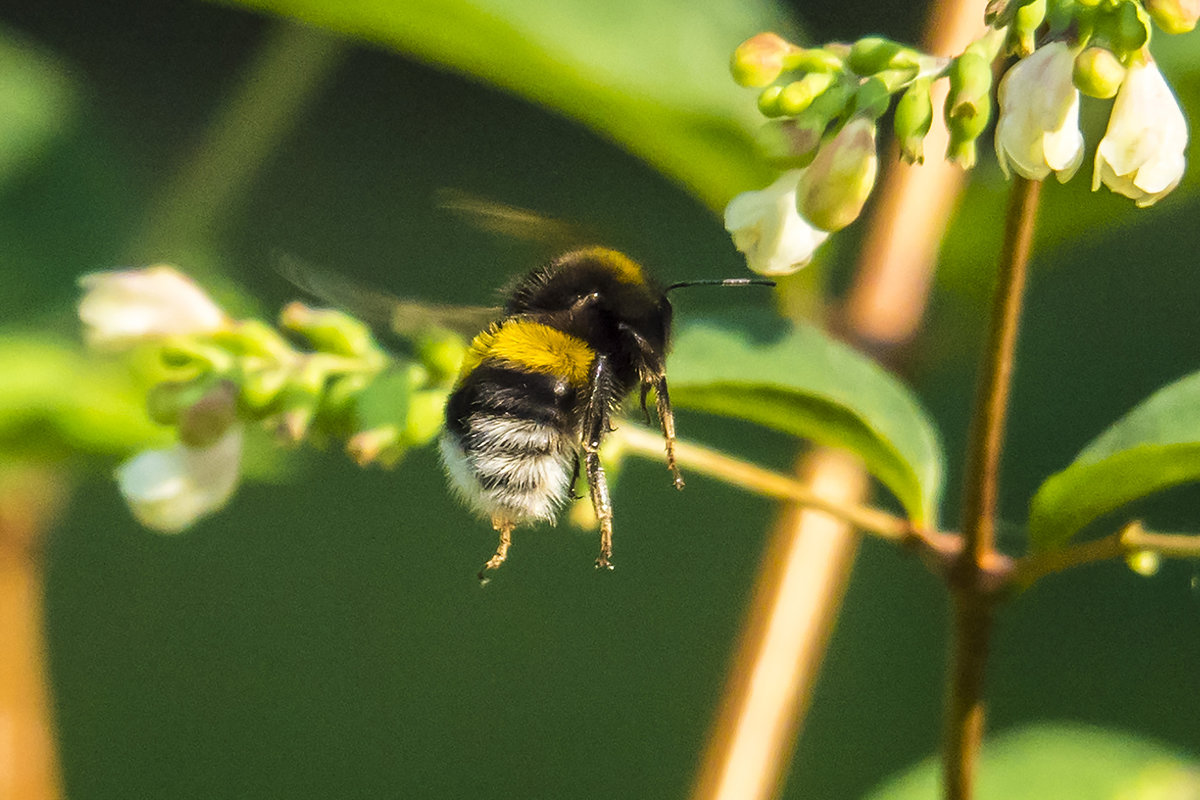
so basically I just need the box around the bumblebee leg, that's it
[639,383,653,424]
[478,517,515,584]
[654,376,685,490]
[568,453,583,500]
[584,448,615,570]
[580,355,618,569]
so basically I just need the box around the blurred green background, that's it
[3,0,1200,798]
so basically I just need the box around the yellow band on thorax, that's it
[459,319,596,387]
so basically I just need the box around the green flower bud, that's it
[895,78,934,164]
[731,32,797,87]
[213,319,292,360]
[238,366,289,413]
[1145,0,1200,33]
[944,51,994,168]
[797,117,879,232]
[781,47,845,73]
[280,302,377,358]
[757,85,785,117]
[847,36,921,75]
[852,75,894,120]
[778,72,836,115]
[271,361,326,444]
[159,337,233,374]
[1073,46,1126,98]
[1011,0,1048,55]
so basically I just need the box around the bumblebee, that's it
[438,246,770,579]
[281,196,770,579]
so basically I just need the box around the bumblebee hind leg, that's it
[584,448,615,570]
[478,516,515,584]
[652,376,685,490]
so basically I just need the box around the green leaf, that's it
[215,0,795,209]
[1029,370,1200,551]
[866,723,1200,800]
[667,314,944,525]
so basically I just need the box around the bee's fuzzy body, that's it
[439,246,679,573]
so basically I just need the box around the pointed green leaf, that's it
[667,315,944,525]
[1029,370,1200,551]
[216,0,795,209]
[866,724,1200,800]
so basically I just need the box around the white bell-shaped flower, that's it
[115,425,244,533]
[724,170,830,276]
[79,265,229,350]
[994,41,1086,183]
[1093,59,1188,207]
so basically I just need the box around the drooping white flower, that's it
[994,41,1086,183]
[724,170,830,276]
[115,425,244,533]
[1093,58,1188,208]
[79,265,229,350]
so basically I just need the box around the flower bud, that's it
[846,36,921,75]
[797,118,879,232]
[239,366,289,413]
[757,85,785,117]
[1145,0,1200,32]
[417,332,468,383]
[895,79,934,164]
[778,72,835,115]
[731,33,796,87]
[1073,46,1125,98]
[1107,0,1152,54]
[404,389,450,448]
[1010,0,1048,55]
[945,51,994,167]
[347,425,405,468]
[280,302,377,358]
[781,47,845,73]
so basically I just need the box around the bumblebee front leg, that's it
[653,376,685,490]
[581,354,618,569]
[479,516,515,584]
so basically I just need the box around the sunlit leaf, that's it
[866,723,1200,800]
[215,0,796,210]
[1029,370,1200,551]
[667,314,944,525]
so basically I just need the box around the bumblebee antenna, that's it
[666,277,776,292]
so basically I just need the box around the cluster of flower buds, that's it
[78,266,460,532]
[725,0,1192,274]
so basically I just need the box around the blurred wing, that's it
[276,253,498,339]
[435,188,595,250]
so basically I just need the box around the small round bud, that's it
[732,33,796,87]
[778,72,835,115]
[758,85,785,117]
[944,51,994,167]
[851,75,893,120]
[1125,549,1162,576]
[895,78,934,164]
[781,47,845,73]
[1145,0,1200,32]
[797,118,879,232]
[1073,46,1126,98]
[239,366,289,413]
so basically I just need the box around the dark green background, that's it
[3,1,1199,797]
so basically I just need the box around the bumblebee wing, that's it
[435,188,597,250]
[276,253,499,339]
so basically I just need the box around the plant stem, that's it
[944,176,1041,800]
[616,425,915,542]
[1011,521,1200,586]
